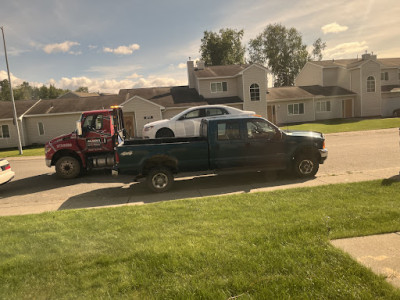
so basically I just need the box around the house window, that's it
[211,82,227,93]
[367,76,375,92]
[250,83,260,101]
[316,100,331,112]
[381,72,389,81]
[288,103,305,115]
[38,122,45,136]
[0,125,10,138]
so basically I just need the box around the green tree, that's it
[311,38,326,61]
[200,28,246,66]
[39,85,49,99]
[75,86,89,93]
[0,79,11,101]
[248,23,310,87]
[14,81,33,100]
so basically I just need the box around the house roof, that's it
[267,85,355,101]
[0,100,39,119]
[381,84,400,92]
[120,85,242,108]
[311,58,400,69]
[194,64,251,78]
[25,95,124,116]
[58,91,100,99]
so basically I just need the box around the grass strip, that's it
[281,117,400,134]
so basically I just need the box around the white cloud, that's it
[43,41,80,54]
[103,44,140,55]
[324,41,368,58]
[0,70,24,86]
[178,63,187,69]
[126,73,142,79]
[321,22,349,34]
[50,74,185,94]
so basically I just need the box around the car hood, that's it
[144,119,170,127]
[283,130,324,139]
[47,132,75,145]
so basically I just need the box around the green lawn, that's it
[281,117,400,134]
[1,180,400,299]
[1,146,44,157]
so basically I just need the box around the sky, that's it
[0,0,399,94]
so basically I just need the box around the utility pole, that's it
[1,26,23,155]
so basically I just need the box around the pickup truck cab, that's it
[114,115,328,192]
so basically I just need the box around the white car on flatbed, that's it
[142,105,256,139]
[0,159,15,185]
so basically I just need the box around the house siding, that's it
[122,97,162,137]
[360,60,381,116]
[197,77,238,98]
[242,66,268,118]
[295,63,322,86]
[322,68,338,86]
[275,99,314,124]
[24,114,81,145]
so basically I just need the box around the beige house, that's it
[1,55,399,149]
[295,53,400,119]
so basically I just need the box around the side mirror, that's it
[76,121,82,136]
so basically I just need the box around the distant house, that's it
[294,53,400,119]
[1,54,400,149]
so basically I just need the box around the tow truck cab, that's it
[45,106,125,179]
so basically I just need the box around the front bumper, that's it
[45,159,52,168]
[319,148,328,163]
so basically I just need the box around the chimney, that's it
[187,59,195,88]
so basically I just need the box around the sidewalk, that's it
[332,233,400,288]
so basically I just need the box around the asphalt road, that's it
[1,128,399,216]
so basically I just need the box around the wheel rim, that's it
[60,160,74,175]
[152,173,168,189]
[298,159,314,175]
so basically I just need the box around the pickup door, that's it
[209,118,286,171]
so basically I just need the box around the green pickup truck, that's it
[113,115,328,192]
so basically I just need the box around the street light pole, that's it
[1,26,23,155]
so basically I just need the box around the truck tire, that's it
[55,156,81,179]
[293,154,319,178]
[156,128,175,138]
[146,167,173,192]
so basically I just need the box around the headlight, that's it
[144,126,154,132]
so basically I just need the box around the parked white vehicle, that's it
[142,105,256,138]
[0,159,15,185]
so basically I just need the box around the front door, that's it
[267,105,277,124]
[124,114,135,138]
[342,99,353,118]
[79,113,113,152]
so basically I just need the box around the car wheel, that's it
[55,156,81,179]
[155,128,175,138]
[146,167,173,192]
[293,154,319,178]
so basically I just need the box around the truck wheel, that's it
[156,128,175,138]
[146,167,173,192]
[293,154,319,178]
[55,156,81,179]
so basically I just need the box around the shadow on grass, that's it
[381,175,400,186]
[58,171,312,211]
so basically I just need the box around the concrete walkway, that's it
[332,233,400,289]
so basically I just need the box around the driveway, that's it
[1,128,399,216]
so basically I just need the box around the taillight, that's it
[5,164,11,170]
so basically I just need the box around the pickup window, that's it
[217,121,241,140]
[246,119,276,139]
